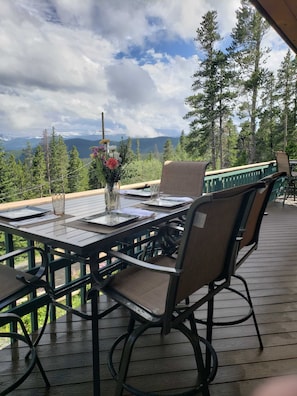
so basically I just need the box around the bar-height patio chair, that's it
[158,160,209,198]
[147,160,209,256]
[91,183,258,396]
[0,246,51,394]
[275,151,297,203]
[236,172,285,269]
[197,172,285,352]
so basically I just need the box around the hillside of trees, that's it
[63,136,180,158]
[1,0,297,203]
[0,129,185,203]
[1,136,180,159]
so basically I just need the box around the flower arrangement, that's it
[91,139,122,188]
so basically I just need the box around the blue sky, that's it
[0,0,290,140]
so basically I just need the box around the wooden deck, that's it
[2,200,297,396]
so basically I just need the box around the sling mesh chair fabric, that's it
[159,160,209,198]
[91,183,258,396]
[197,172,285,352]
[148,160,209,257]
[275,151,297,203]
[0,246,51,394]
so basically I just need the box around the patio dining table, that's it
[0,190,192,396]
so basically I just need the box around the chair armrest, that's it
[0,313,31,340]
[0,246,49,284]
[107,250,182,276]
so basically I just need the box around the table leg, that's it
[89,253,100,396]
[91,290,100,395]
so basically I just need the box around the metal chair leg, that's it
[0,314,50,395]
[234,274,263,350]
[108,317,216,396]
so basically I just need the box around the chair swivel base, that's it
[107,328,218,396]
[195,274,263,350]
[0,330,50,395]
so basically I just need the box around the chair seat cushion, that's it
[108,256,175,316]
[0,265,34,303]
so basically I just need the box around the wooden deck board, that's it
[2,201,297,395]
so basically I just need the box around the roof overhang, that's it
[250,0,297,54]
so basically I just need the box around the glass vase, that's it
[104,182,120,213]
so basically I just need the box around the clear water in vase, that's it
[105,182,120,213]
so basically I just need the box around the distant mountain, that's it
[65,136,180,158]
[0,134,100,151]
[0,135,180,157]
[0,136,42,151]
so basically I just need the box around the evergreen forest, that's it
[1,0,297,203]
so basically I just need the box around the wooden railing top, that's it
[205,161,275,176]
[0,161,275,210]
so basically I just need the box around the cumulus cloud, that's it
[0,0,293,138]
[107,59,157,105]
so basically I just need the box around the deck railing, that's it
[0,160,280,333]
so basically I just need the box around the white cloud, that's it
[0,0,293,139]
[106,59,157,105]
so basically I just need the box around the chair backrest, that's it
[276,151,291,176]
[239,172,285,250]
[172,182,260,305]
[159,161,209,198]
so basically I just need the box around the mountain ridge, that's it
[1,135,180,157]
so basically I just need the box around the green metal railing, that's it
[0,161,282,333]
[204,161,276,192]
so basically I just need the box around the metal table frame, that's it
[0,193,190,395]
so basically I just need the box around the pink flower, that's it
[91,145,107,159]
[106,157,119,170]
[91,146,99,158]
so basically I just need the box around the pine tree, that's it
[175,131,188,160]
[228,0,270,163]
[0,147,9,202]
[215,51,237,168]
[224,119,238,167]
[257,72,278,160]
[42,129,51,188]
[68,146,88,192]
[32,144,48,197]
[236,121,250,165]
[163,139,175,161]
[275,50,297,154]
[184,10,232,169]
[136,139,141,161]
[21,142,35,199]
[5,154,20,201]
[118,137,135,165]
[49,128,69,192]
[88,160,101,190]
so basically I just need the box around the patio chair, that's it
[197,172,285,351]
[0,246,51,394]
[237,172,285,269]
[91,183,258,396]
[275,151,297,204]
[159,160,209,198]
[148,160,209,256]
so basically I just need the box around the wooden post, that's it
[101,112,105,140]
